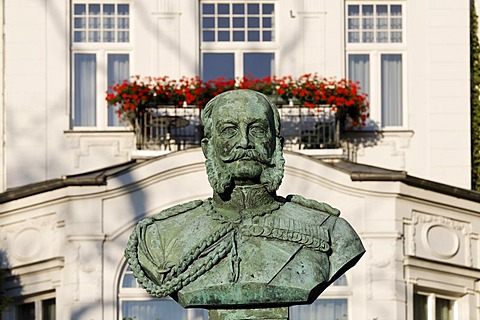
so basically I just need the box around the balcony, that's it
[134,105,340,153]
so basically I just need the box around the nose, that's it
[236,125,253,149]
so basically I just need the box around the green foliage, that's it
[471,0,480,190]
[0,267,12,312]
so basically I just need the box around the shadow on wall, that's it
[0,249,21,316]
[341,126,384,163]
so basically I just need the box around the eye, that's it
[221,125,237,137]
[249,124,267,137]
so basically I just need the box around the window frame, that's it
[200,0,279,80]
[118,264,208,319]
[345,1,407,130]
[1,292,56,320]
[70,0,133,130]
[345,1,405,46]
[201,49,278,80]
[414,290,459,320]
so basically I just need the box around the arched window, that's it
[118,265,350,320]
[289,275,350,320]
[118,265,208,320]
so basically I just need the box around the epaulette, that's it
[288,194,341,216]
[152,199,204,221]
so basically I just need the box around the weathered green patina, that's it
[124,89,365,318]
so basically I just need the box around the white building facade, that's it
[1,150,480,320]
[0,0,472,191]
[0,0,478,320]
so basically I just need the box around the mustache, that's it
[220,149,272,164]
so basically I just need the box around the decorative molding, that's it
[1,213,57,263]
[65,133,134,168]
[404,211,473,267]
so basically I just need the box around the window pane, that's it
[122,300,207,320]
[247,30,259,41]
[248,17,260,28]
[263,17,272,28]
[348,5,359,16]
[74,54,96,126]
[348,31,360,43]
[74,31,86,42]
[414,294,428,320]
[263,31,272,41]
[104,31,115,42]
[88,30,100,42]
[103,17,115,29]
[391,5,402,16]
[377,5,388,16]
[74,4,86,15]
[218,3,229,14]
[377,31,388,42]
[42,298,56,320]
[117,31,129,42]
[233,31,244,41]
[118,4,129,15]
[348,54,370,98]
[362,5,373,16]
[203,31,215,41]
[89,16,100,28]
[122,273,138,288]
[348,18,359,30]
[203,17,215,28]
[244,53,274,79]
[233,17,244,28]
[118,17,129,29]
[16,302,35,320]
[104,4,114,15]
[218,17,229,28]
[89,4,100,15]
[202,53,235,81]
[248,3,259,14]
[218,31,230,41]
[391,31,402,42]
[74,17,86,28]
[381,54,402,126]
[108,54,129,126]
[436,298,454,320]
[263,4,274,15]
[233,4,244,14]
[362,31,374,42]
[290,299,348,320]
[202,4,214,14]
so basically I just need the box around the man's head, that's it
[201,89,284,195]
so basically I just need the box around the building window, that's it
[414,292,457,320]
[346,2,405,129]
[73,3,130,43]
[347,4,402,43]
[71,2,131,128]
[2,296,55,320]
[201,2,275,42]
[202,52,275,81]
[289,275,349,320]
[200,1,276,81]
[118,265,208,320]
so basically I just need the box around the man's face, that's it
[210,97,275,184]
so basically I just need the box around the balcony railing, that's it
[135,105,339,151]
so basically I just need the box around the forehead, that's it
[212,95,272,122]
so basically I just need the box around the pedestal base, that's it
[208,307,288,320]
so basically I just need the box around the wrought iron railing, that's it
[135,105,339,151]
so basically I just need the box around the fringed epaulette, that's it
[288,194,341,216]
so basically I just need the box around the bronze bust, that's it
[125,89,365,309]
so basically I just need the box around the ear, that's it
[201,138,209,157]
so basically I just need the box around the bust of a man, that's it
[125,89,365,309]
